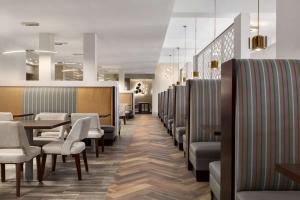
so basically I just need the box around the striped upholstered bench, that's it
[158,92,161,119]
[173,85,186,151]
[163,90,169,127]
[212,59,300,200]
[167,87,175,135]
[186,79,221,182]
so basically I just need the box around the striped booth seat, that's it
[186,79,221,182]
[158,93,161,119]
[217,59,300,200]
[167,87,175,135]
[173,85,186,151]
[163,90,169,127]
[160,92,164,122]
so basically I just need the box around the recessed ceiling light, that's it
[55,42,68,46]
[72,53,84,56]
[21,22,40,27]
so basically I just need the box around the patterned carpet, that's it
[0,115,209,200]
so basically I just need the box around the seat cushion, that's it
[101,125,115,140]
[189,142,221,170]
[175,127,185,143]
[209,161,221,184]
[0,146,40,163]
[236,191,300,200]
[87,129,104,139]
[42,141,85,155]
[33,136,62,146]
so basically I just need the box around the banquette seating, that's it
[71,113,105,157]
[33,113,68,146]
[163,90,169,127]
[158,92,161,119]
[167,87,175,135]
[186,79,221,182]
[173,85,186,151]
[0,112,13,121]
[210,59,300,200]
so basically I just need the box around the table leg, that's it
[25,128,34,181]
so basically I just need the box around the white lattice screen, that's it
[196,24,234,79]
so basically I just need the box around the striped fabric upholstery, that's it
[235,59,300,191]
[23,87,76,115]
[163,90,168,123]
[167,88,174,120]
[161,92,165,118]
[158,93,161,117]
[175,86,186,127]
[189,80,221,143]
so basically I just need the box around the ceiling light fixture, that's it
[250,0,268,51]
[211,0,219,70]
[21,22,40,27]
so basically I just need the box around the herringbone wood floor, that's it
[106,115,210,200]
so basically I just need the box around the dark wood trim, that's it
[82,150,89,172]
[185,80,192,170]
[276,164,300,184]
[1,164,5,182]
[13,113,34,118]
[95,138,99,158]
[221,59,236,200]
[51,155,57,172]
[195,170,209,182]
[16,163,22,197]
[21,120,71,129]
[74,154,82,180]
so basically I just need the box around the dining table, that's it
[16,119,71,181]
[276,164,300,184]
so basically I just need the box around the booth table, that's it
[17,120,71,181]
[276,164,300,184]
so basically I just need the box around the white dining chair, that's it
[41,117,91,180]
[71,113,104,157]
[0,112,13,121]
[0,121,42,197]
[33,113,68,146]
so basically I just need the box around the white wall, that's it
[277,0,300,58]
[0,54,26,81]
[152,63,178,115]
[250,43,276,59]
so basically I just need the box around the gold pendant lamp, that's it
[251,0,267,51]
[211,0,219,70]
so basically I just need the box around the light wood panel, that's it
[0,87,23,115]
[120,93,133,108]
[77,87,114,125]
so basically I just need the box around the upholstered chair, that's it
[71,113,105,157]
[0,112,13,121]
[167,88,175,135]
[0,121,42,197]
[186,79,221,182]
[173,86,186,151]
[41,117,91,180]
[33,113,68,146]
[215,59,300,200]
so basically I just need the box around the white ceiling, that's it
[159,0,276,64]
[0,0,174,73]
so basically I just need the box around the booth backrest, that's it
[158,93,161,117]
[167,88,174,120]
[235,59,300,191]
[189,79,221,143]
[221,59,300,200]
[163,90,168,117]
[175,86,186,127]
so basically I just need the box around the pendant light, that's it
[193,18,200,79]
[183,25,188,81]
[211,0,219,70]
[176,47,180,85]
[251,0,267,51]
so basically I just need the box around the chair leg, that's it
[41,154,47,179]
[1,164,5,182]
[62,155,66,163]
[82,150,89,172]
[36,155,42,182]
[101,136,104,152]
[51,155,57,172]
[16,163,22,197]
[95,138,99,158]
[74,154,82,180]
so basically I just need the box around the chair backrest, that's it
[174,86,185,127]
[71,113,100,131]
[35,112,68,131]
[167,88,175,120]
[221,59,300,199]
[0,121,29,150]
[188,79,221,143]
[62,117,91,155]
[0,112,13,121]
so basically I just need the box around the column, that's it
[277,0,300,58]
[118,70,125,91]
[234,13,250,59]
[83,33,98,82]
[39,33,55,81]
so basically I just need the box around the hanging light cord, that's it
[194,18,197,55]
[214,0,217,40]
[183,25,187,64]
[258,0,260,35]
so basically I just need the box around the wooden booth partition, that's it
[0,87,23,115]
[77,87,114,125]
